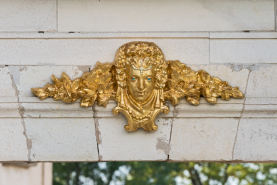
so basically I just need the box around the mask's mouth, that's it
[138,90,146,96]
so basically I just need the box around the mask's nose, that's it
[138,78,145,91]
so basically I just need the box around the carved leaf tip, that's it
[31,88,49,100]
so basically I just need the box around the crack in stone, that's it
[8,67,32,162]
[93,104,102,161]
[167,118,174,161]
[232,69,251,161]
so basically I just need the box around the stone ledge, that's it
[0,32,209,39]
[2,98,276,118]
[210,32,277,39]
[2,32,277,39]
[0,103,20,118]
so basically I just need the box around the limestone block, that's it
[25,118,98,161]
[97,118,172,161]
[189,65,250,94]
[58,0,274,32]
[169,118,239,161]
[233,118,277,162]
[210,39,277,64]
[0,0,56,32]
[0,67,16,97]
[0,118,28,161]
[0,39,209,66]
[246,65,277,97]
[175,99,243,118]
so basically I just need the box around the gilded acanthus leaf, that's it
[164,60,244,105]
[31,62,115,107]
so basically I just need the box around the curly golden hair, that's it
[114,41,168,89]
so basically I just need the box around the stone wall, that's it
[1,0,277,162]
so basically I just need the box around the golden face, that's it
[127,67,155,103]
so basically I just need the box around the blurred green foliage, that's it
[53,162,277,185]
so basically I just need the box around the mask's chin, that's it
[134,96,146,102]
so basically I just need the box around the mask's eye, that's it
[132,77,136,81]
[147,77,151,82]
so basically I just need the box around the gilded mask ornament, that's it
[31,41,244,132]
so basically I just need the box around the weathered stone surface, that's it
[246,65,277,97]
[58,0,274,32]
[0,67,16,97]
[0,39,209,66]
[0,0,56,32]
[210,39,277,64]
[0,118,28,161]
[233,118,277,162]
[97,118,172,161]
[25,118,98,161]
[169,118,239,161]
